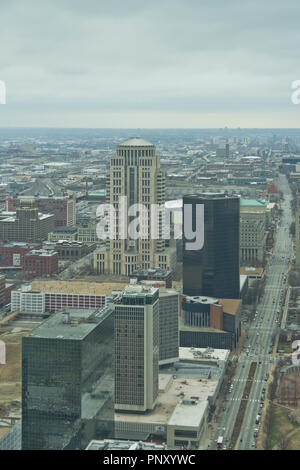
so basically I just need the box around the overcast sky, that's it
[0,0,300,128]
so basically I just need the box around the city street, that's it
[211,173,292,450]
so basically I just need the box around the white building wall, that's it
[11,290,45,314]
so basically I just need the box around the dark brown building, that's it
[24,250,59,278]
[49,240,96,261]
[0,242,42,267]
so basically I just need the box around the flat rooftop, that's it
[240,266,264,275]
[179,347,230,363]
[86,440,166,450]
[158,288,178,298]
[131,268,172,277]
[28,308,106,340]
[0,212,53,222]
[15,195,72,200]
[123,285,158,296]
[26,249,57,257]
[168,399,208,428]
[115,374,218,427]
[219,298,241,315]
[183,295,219,305]
[0,242,41,248]
[240,199,266,207]
[52,226,78,233]
[31,280,128,296]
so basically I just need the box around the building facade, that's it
[158,288,179,365]
[0,203,54,242]
[240,200,267,265]
[11,287,106,314]
[6,195,76,228]
[48,226,78,242]
[94,138,176,276]
[130,267,173,288]
[0,242,42,267]
[179,296,242,350]
[21,307,114,450]
[183,193,240,299]
[113,285,159,413]
[23,249,59,278]
[77,220,98,243]
[45,240,96,261]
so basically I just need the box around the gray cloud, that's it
[0,0,299,127]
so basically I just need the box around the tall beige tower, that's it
[94,137,176,275]
[113,285,159,412]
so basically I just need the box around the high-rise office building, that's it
[0,201,54,242]
[183,193,240,299]
[6,195,76,228]
[94,138,176,275]
[21,307,114,450]
[113,285,159,413]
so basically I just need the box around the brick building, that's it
[23,250,59,278]
[0,242,42,267]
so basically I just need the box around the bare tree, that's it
[263,404,275,449]
[277,435,290,450]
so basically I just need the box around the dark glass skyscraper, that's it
[22,307,114,450]
[183,193,240,299]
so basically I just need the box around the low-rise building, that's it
[44,240,96,261]
[77,220,98,243]
[11,284,107,314]
[48,226,78,242]
[240,266,265,286]
[114,347,228,449]
[0,242,42,268]
[23,249,58,278]
[179,296,242,350]
[130,268,173,288]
